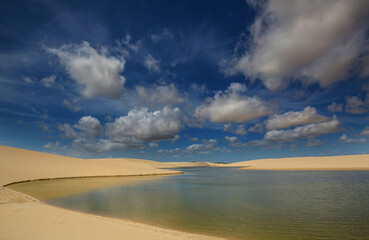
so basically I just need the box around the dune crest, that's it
[226,155,369,170]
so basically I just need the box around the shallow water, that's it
[11,168,369,239]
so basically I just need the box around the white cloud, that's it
[188,137,198,142]
[223,124,247,135]
[265,106,329,130]
[327,102,343,113]
[120,34,141,52]
[144,54,160,73]
[136,83,185,108]
[248,123,264,133]
[264,117,340,142]
[40,75,56,88]
[63,98,82,112]
[225,136,246,148]
[226,0,369,90]
[44,141,67,152]
[35,121,51,132]
[171,134,180,143]
[195,83,272,123]
[47,41,126,99]
[148,142,159,148]
[345,95,369,114]
[155,139,220,155]
[227,82,247,93]
[106,106,182,142]
[59,117,141,153]
[73,116,102,137]
[150,28,174,42]
[339,134,367,144]
[305,138,323,147]
[184,139,219,154]
[190,83,208,94]
[58,123,78,139]
[22,76,34,84]
[58,106,183,154]
[360,127,369,136]
[361,55,369,77]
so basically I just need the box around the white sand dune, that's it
[0,145,222,240]
[225,155,369,170]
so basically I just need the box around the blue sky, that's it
[1,0,369,162]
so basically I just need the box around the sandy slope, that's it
[225,154,369,170]
[0,145,222,240]
[0,145,182,186]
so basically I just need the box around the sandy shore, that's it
[0,145,222,240]
[2,145,369,240]
[225,154,369,170]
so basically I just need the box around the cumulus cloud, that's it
[106,106,182,142]
[74,116,102,137]
[265,106,329,130]
[345,95,369,114]
[155,139,220,155]
[195,83,272,123]
[248,123,264,133]
[63,98,82,112]
[44,141,67,152]
[47,41,126,99]
[225,136,246,148]
[58,106,183,153]
[264,117,340,142]
[225,0,369,90]
[144,54,160,73]
[339,134,367,144]
[136,83,185,108]
[40,75,56,88]
[327,102,343,113]
[223,124,247,135]
[184,139,219,154]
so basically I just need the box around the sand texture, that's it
[0,145,222,240]
[225,154,369,170]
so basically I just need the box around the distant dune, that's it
[225,155,369,170]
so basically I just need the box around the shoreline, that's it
[0,145,223,240]
[2,186,224,240]
[1,145,369,239]
[3,171,184,187]
[1,175,224,240]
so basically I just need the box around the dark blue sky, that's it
[1,0,369,162]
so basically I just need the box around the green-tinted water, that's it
[12,168,369,239]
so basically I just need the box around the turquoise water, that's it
[44,168,369,239]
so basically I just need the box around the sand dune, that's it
[0,145,182,186]
[0,145,222,240]
[225,154,369,170]
[2,145,369,240]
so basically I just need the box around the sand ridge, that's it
[224,154,369,170]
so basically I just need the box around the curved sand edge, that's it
[223,154,369,170]
[0,145,223,240]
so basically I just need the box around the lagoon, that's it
[9,167,369,239]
